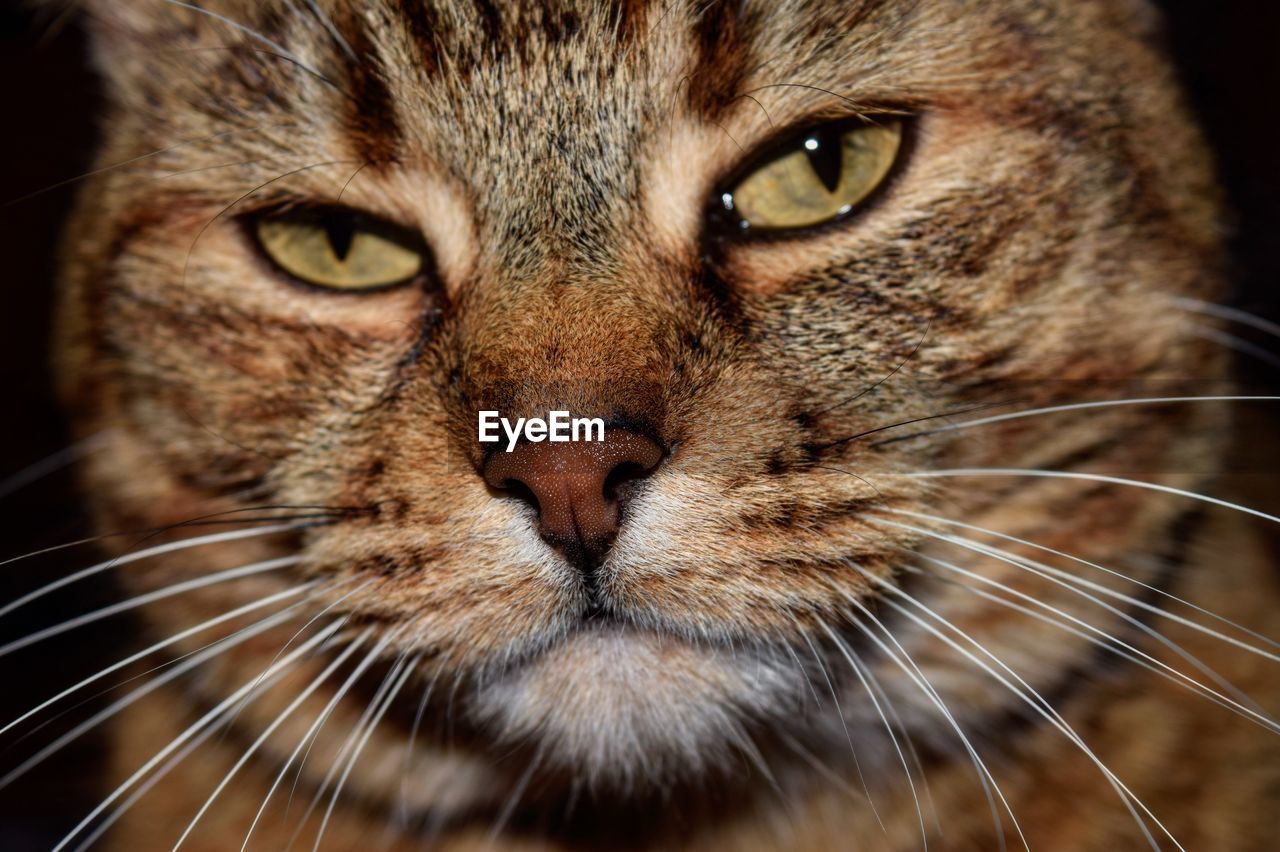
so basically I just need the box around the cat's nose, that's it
[483,428,665,574]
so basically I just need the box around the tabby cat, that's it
[20,0,1280,849]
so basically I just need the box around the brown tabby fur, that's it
[46,0,1278,849]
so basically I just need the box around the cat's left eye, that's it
[718,117,904,235]
[251,208,425,291]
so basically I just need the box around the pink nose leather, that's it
[482,428,664,569]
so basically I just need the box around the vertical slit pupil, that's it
[802,126,844,194]
[324,216,357,261]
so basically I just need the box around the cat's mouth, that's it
[577,601,619,627]
[488,591,779,677]
[457,614,808,789]
[463,601,695,680]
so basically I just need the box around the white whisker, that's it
[391,667,441,835]
[904,563,1269,733]
[172,628,375,850]
[217,577,371,736]
[72,709,236,852]
[0,522,303,620]
[286,647,412,849]
[1191,325,1280,370]
[243,628,405,852]
[836,594,1029,851]
[847,639,944,838]
[302,0,357,60]
[311,655,418,852]
[1169,296,1280,341]
[874,583,1172,850]
[4,128,244,207]
[897,543,1280,735]
[0,433,107,500]
[907,469,1280,526]
[873,517,1261,711]
[0,556,302,659]
[819,622,928,850]
[1,581,321,737]
[0,601,305,792]
[160,1,325,77]
[487,749,543,847]
[886,508,1280,659]
[797,627,886,834]
[53,619,346,852]
[883,397,1279,445]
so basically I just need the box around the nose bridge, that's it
[459,267,670,424]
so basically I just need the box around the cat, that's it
[18,0,1279,848]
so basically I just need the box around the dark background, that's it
[0,0,1276,847]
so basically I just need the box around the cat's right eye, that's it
[251,207,425,291]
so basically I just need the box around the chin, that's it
[464,623,806,792]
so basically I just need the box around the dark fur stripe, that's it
[338,11,402,165]
[687,0,752,117]
[471,0,504,43]
[396,0,443,76]
[609,0,653,46]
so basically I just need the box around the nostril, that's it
[480,425,665,573]
[603,460,653,502]
[496,476,540,512]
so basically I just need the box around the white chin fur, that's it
[466,625,803,790]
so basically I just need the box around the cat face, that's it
[61,0,1223,797]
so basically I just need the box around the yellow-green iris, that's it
[255,213,423,290]
[725,119,903,233]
